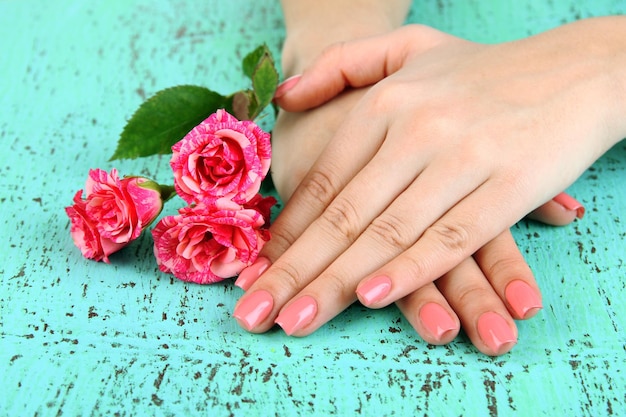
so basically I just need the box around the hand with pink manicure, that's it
[232,5,625,356]
[234,85,585,355]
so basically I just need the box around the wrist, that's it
[280,0,410,77]
[281,26,389,77]
[548,16,626,149]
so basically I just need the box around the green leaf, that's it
[110,85,232,160]
[241,44,279,120]
[242,45,268,80]
[251,54,279,119]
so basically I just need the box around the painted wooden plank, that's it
[1,1,624,416]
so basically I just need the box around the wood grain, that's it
[1,0,624,415]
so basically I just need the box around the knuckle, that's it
[399,254,429,284]
[366,79,409,113]
[319,197,361,243]
[454,285,493,311]
[299,169,337,205]
[269,261,304,294]
[264,225,298,259]
[426,220,473,255]
[317,41,353,77]
[320,272,354,303]
[368,213,414,249]
[323,41,364,82]
[484,256,532,282]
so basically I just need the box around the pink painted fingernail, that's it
[273,74,301,99]
[419,303,457,341]
[233,290,274,331]
[235,257,271,291]
[275,296,318,336]
[477,312,517,355]
[357,275,392,305]
[552,192,585,219]
[505,280,543,319]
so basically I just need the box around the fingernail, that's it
[477,312,517,355]
[505,280,543,319]
[235,257,271,291]
[357,275,392,305]
[275,295,318,336]
[552,192,585,219]
[233,290,274,331]
[419,302,457,341]
[274,74,301,99]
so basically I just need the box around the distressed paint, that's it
[1,0,625,416]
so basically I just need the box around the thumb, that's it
[274,25,448,112]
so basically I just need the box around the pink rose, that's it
[65,191,127,262]
[152,199,273,284]
[170,109,271,205]
[65,169,164,262]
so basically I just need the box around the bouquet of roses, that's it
[65,45,279,284]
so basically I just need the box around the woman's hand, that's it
[261,20,624,317]
[241,21,624,312]
[235,80,583,354]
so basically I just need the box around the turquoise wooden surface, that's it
[1,0,625,416]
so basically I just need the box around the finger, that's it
[399,230,539,349]
[473,230,543,320]
[234,90,370,292]
[395,283,460,345]
[275,25,452,112]
[356,176,543,309]
[253,110,388,264]
[526,192,584,226]
[233,113,394,330]
[435,257,518,356]
[234,90,489,332]
[234,139,422,331]
[259,146,489,335]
